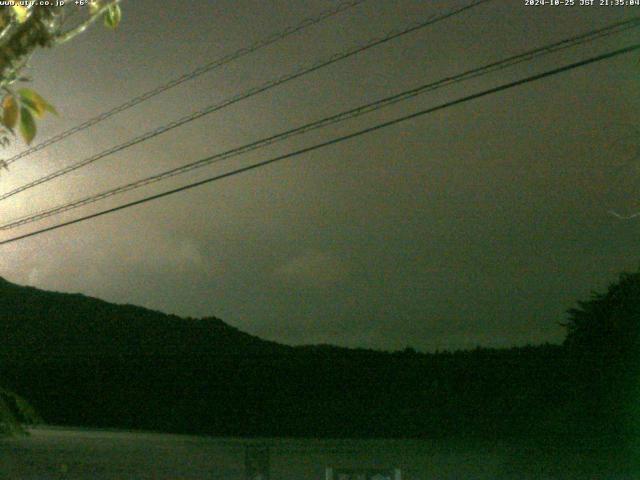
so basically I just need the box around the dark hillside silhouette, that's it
[0,272,636,439]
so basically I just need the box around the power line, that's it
[3,17,638,231]
[0,0,492,202]
[1,43,637,246]
[2,0,369,167]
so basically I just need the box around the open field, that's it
[0,427,637,479]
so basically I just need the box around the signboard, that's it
[245,445,270,480]
[326,468,401,480]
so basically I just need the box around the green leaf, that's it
[1,94,18,131]
[11,6,28,23]
[18,88,57,117]
[20,97,39,116]
[19,107,36,145]
[104,4,121,29]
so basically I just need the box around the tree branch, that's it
[0,6,35,48]
[53,0,122,45]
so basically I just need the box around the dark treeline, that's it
[0,271,637,439]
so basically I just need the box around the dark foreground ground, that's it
[0,427,638,479]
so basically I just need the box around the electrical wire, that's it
[0,0,492,202]
[1,42,637,246]
[2,0,370,167]
[2,16,638,230]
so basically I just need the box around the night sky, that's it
[0,0,638,351]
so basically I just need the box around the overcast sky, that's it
[0,0,638,351]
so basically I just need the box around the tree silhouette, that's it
[0,387,40,435]
[562,269,640,435]
[564,270,639,354]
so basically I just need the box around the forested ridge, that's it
[0,273,637,439]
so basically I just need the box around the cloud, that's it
[273,250,348,287]
[121,235,209,274]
